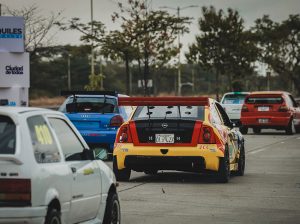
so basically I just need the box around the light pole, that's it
[160,5,198,95]
[90,0,95,76]
[67,54,71,90]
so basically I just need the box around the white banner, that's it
[0,16,25,52]
[0,53,30,88]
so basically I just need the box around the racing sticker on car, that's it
[34,124,53,145]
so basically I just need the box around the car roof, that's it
[249,91,290,95]
[0,106,63,117]
[67,94,128,98]
[223,92,250,95]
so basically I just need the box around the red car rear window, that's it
[245,96,283,104]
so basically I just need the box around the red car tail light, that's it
[199,125,216,144]
[278,105,288,112]
[110,115,124,127]
[241,105,249,112]
[0,179,31,206]
[116,124,132,143]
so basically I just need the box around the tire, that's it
[253,127,261,134]
[217,147,230,183]
[45,208,61,224]
[113,157,131,181]
[239,126,248,135]
[236,144,245,176]
[296,126,300,134]
[285,119,295,135]
[103,192,121,224]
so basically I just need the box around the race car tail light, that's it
[278,105,288,112]
[110,115,124,127]
[241,105,248,112]
[116,124,132,143]
[199,125,216,144]
[0,179,31,206]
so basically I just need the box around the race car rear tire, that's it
[113,157,131,181]
[296,126,300,134]
[239,126,248,135]
[253,127,261,134]
[236,144,245,176]
[217,148,230,183]
[285,119,295,135]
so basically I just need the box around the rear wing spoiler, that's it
[118,97,209,106]
[61,90,117,97]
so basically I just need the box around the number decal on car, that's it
[34,125,53,145]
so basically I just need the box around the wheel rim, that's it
[50,216,60,224]
[111,200,120,224]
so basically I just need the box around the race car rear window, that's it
[60,96,118,113]
[133,106,205,120]
[245,96,283,104]
[0,115,16,154]
[222,94,248,104]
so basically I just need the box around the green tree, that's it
[186,6,258,100]
[113,0,190,95]
[57,0,190,95]
[255,15,300,95]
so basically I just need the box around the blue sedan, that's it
[59,91,133,157]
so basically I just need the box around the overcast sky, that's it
[1,0,299,62]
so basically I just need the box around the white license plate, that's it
[258,118,269,123]
[258,106,269,111]
[155,134,174,143]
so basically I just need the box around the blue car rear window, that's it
[60,97,118,113]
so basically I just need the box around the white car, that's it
[220,92,250,125]
[0,107,120,224]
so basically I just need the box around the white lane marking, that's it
[248,148,268,155]
[297,137,300,140]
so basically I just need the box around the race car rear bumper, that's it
[114,144,225,172]
[124,155,206,172]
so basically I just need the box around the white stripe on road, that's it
[247,142,285,155]
[248,148,268,155]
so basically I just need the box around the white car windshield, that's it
[222,94,248,104]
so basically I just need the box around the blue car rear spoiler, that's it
[61,90,118,97]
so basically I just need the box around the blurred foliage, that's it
[186,6,258,100]
[26,3,300,99]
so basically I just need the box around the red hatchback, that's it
[240,91,300,134]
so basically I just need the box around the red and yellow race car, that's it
[113,97,245,183]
